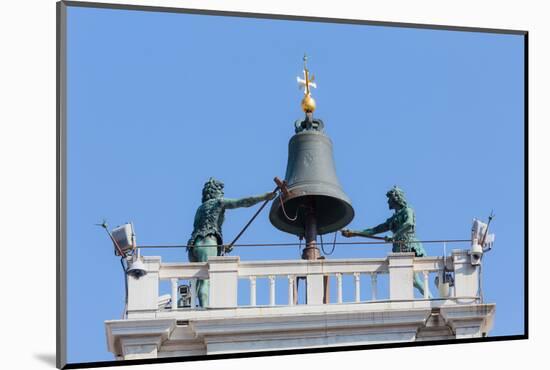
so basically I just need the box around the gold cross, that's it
[297,53,317,95]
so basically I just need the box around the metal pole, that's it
[302,199,321,260]
[226,184,280,253]
[480,211,495,248]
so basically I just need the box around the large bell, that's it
[269,116,354,240]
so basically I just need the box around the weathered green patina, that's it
[341,186,431,297]
[187,178,275,307]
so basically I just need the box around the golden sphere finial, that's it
[301,94,316,113]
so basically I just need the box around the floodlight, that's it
[112,223,136,256]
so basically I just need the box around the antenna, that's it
[480,210,495,251]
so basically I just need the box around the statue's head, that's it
[202,177,224,202]
[386,186,407,210]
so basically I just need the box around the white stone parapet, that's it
[125,252,482,315]
[106,250,494,360]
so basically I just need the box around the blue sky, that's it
[66,6,524,364]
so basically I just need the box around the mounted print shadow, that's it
[57,1,527,368]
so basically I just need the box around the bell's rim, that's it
[269,193,355,236]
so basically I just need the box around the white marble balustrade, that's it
[125,250,478,315]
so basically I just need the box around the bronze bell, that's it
[269,115,354,259]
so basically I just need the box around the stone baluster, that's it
[249,276,257,306]
[288,275,295,306]
[269,275,276,306]
[371,272,378,301]
[190,279,197,308]
[170,278,178,310]
[336,273,343,303]
[423,271,429,299]
[354,272,361,302]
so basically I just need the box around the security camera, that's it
[178,284,192,308]
[470,242,483,265]
[435,271,454,297]
[127,256,147,278]
[179,285,190,296]
[470,219,486,265]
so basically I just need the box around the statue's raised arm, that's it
[340,186,430,297]
[223,192,275,209]
[186,178,275,307]
[341,220,390,239]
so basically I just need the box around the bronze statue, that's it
[341,186,431,297]
[187,178,276,307]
